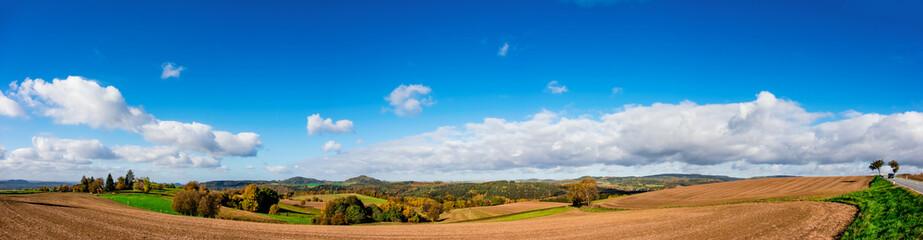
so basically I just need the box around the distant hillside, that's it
[345,175,386,185]
[280,177,325,185]
[0,180,74,190]
[203,180,276,190]
[642,173,744,182]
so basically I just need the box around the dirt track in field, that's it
[441,202,569,222]
[596,176,870,209]
[0,193,854,240]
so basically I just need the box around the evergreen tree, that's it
[105,174,115,192]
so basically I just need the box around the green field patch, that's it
[826,176,923,239]
[261,206,316,224]
[472,207,573,222]
[293,193,387,204]
[279,203,321,215]
[97,193,178,215]
[0,190,43,194]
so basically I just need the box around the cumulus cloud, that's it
[497,42,510,56]
[12,76,154,130]
[546,81,568,94]
[161,62,185,79]
[0,92,25,117]
[112,145,220,168]
[385,84,434,117]
[322,140,343,153]
[6,76,262,167]
[0,144,5,159]
[295,91,923,178]
[306,114,354,136]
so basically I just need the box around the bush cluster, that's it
[171,183,221,218]
[312,196,428,225]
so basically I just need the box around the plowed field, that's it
[0,193,854,239]
[597,176,870,209]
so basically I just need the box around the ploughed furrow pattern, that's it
[0,193,854,240]
[596,176,870,209]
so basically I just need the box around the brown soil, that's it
[0,193,854,240]
[441,201,570,222]
[596,176,870,209]
[899,173,923,182]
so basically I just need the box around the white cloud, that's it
[546,81,568,94]
[611,87,623,94]
[355,139,364,146]
[112,145,219,168]
[306,114,354,136]
[0,144,6,159]
[0,92,25,117]
[246,165,254,169]
[385,84,434,117]
[6,76,262,168]
[161,62,185,79]
[322,140,343,153]
[12,76,154,130]
[295,91,923,178]
[497,42,510,56]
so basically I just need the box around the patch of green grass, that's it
[0,190,43,194]
[826,176,923,239]
[293,193,387,204]
[261,211,315,224]
[578,207,625,212]
[97,193,178,215]
[473,207,573,222]
[279,203,321,215]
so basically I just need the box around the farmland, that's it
[441,201,569,222]
[596,176,871,209]
[0,192,854,239]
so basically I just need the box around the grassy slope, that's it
[97,193,179,215]
[826,176,923,239]
[472,207,574,223]
[293,193,387,204]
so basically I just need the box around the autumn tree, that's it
[239,184,280,213]
[889,160,900,174]
[566,178,599,207]
[184,181,200,191]
[172,189,220,218]
[115,177,127,190]
[421,201,443,222]
[870,159,885,175]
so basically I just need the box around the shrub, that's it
[268,204,280,215]
[171,190,221,218]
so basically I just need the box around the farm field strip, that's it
[440,201,570,222]
[597,176,871,209]
[0,192,855,240]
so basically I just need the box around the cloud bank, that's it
[2,76,262,172]
[296,91,923,178]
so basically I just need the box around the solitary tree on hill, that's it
[869,159,885,176]
[889,160,900,174]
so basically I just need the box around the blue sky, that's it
[1,0,922,182]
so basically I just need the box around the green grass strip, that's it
[826,176,923,239]
[97,193,179,215]
[0,190,43,194]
